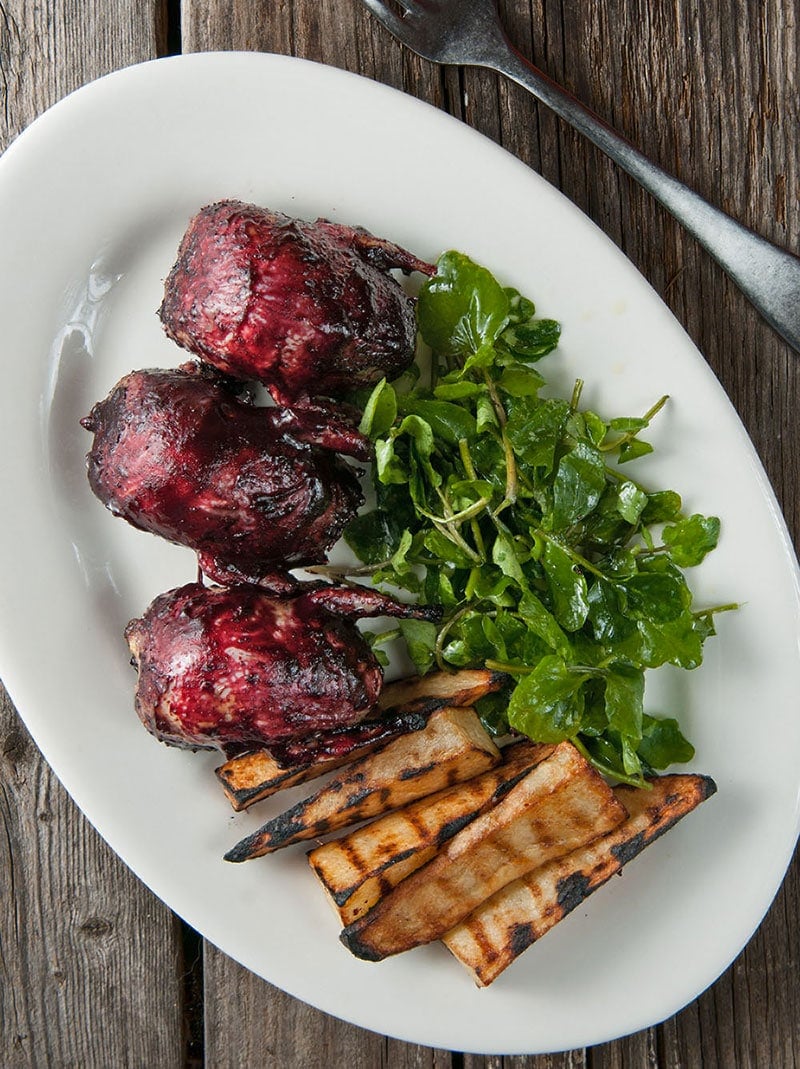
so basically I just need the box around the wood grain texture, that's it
[0,684,185,1069]
[1,0,799,1065]
[0,0,166,146]
[204,947,455,1068]
[0,3,186,1068]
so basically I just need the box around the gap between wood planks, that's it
[163,0,182,57]
[157,10,205,1065]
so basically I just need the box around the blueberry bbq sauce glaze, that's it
[81,363,366,585]
[159,200,435,404]
[81,203,439,753]
[125,582,439,752]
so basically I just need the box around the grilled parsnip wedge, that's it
[309,740,554,925]
[215,711,428,812]
[374,669,508,714]
[216,669,507,811]
[339,741,627,961]
[224,706,501,861]
[443,772,717,986]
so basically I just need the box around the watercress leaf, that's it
[604,664,644,766]
[468,565,518,607]
[440,639,473,666]
[641,490,682,524]
[417,563,443,605]
[517,630,553,666]
[396,414,435,457]
[372,565,423,595]
[565,409,592,443]
[361,639,390,667]
[693,611,717,643]
[398,618,438,675]
[436,569,460,608]
[344,478,418,563]
[617,568,690,623]
[583,411,608,447]
[662,513,721,567]
[623,613,705,669]
[395,415,442,498]
[639,714,696,768]
[423,528,476,569]
[397,397,477,445]
[579,734,631,780]
[587,578,637,643]
[579,680,610,736]
[433,380,485,400]
[476,393,499,433]
[619,735,643,778]
[518,591,573,657]
[359,378,397,438]
[444,611,494,664]
[474,690,512,736]
[481,615,508,660]
[507,656,586,742]
[491,608,528,648]
[390,528,414,573]
[503,287,536,324]
[374,437,408,485]
[506,397,570,473]
[492,527,526,584]
[462,342,501,376]
[469,436,507,489]
[618,438,654,463]
[542,539,590,631]
[616,480,649,525]
[344,511,396,565]
[497,364,546,397]
[551,441,607,529]
[581,485,633,547]
[499,319,561,362]
[448,477,496,505]
[602,548,639,579]
[609,416,648,433]
[417,251,510,357]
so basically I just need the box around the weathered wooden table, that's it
[1,2,798,1065]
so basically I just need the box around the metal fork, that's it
[360,0,800,353]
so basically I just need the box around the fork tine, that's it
[359,0,413,39]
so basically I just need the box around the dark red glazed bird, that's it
[159,200,435,403]
[81,364,366,586]
[125,581,439,751]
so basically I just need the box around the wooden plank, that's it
[494,3,800,1066]
[204,946,459,1068]
[541,2,795,1069]
[587,1031,659,1069]
[0,0,167,147]
[0,684,184,1068]
[524,3,800,1066]
[463,1053,587,1069]
[0,3,185,1067]
[659,870,800,1068]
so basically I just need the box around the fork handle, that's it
[487,40,800,352]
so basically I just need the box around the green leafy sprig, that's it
[342,252,732,786]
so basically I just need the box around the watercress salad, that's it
[337,252,733,787]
